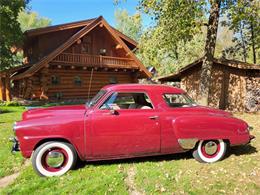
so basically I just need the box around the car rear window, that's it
[163,93,195,107]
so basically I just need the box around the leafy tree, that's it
[114,9,142,41]
[138,0,206,59]
[18,11,52,32]
[223,0,260,64]
[138,28,206,75]
[0,0,27,71]
[215,16,235,59]
[138,0,259,105]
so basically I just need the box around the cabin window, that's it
[109,76,117,84]
[100,48,106,56]
[51,75,60,85]
[55,92,63,100]
[10,81,15,89]
[28,47,33,55]
[81,43,90,53]
[74,76,82,86]
[81,36,92,54]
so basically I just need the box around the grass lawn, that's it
[0,106,259,194]
[0,106,25,178]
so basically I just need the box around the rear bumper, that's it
[229,133,255,146]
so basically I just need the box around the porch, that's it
[52,53,138,69]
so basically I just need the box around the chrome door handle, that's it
[149,116,159,120]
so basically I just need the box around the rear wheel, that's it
[192,139,227,163]
[32,141,77,177]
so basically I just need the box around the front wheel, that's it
[192,139,227,163]
[32,141,77,177]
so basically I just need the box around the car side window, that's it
[100,92,153,110]
[163,93,194,107]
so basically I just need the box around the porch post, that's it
[40,65,49,100]
[0,76,5,101]
[5,72,12,101]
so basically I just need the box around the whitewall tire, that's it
[32,141,77,177]
[192,139,227,163]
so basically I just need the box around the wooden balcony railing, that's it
[52,53,137,68]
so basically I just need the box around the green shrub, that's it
[0,101,21,107]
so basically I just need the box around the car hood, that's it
[22,105,86,120]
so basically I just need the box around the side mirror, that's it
[110,109,119,115]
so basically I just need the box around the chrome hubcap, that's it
[204,141,218,155]
[46,151,64,168]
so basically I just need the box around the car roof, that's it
[102,84,185,94]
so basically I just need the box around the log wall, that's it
[22,67,136,100]
[46,68,135,99]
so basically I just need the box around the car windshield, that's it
[87,90,107,107]
[163,93,196,107]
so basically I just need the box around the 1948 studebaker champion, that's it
[11,84,255,177]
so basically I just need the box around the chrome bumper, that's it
[249,135,255,142]
[9,137,20,153]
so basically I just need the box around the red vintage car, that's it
[11,84,254,177]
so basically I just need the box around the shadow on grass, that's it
[74,151,193,170]
[0,109,13,114]
[74,144,258,170]
[228,144,258,157]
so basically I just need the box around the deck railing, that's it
[52,53,136,68]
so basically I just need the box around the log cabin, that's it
[158,58,260,112]
[0,16,151,101]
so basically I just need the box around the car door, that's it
[89,91,161,158]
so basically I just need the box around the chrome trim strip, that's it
[13,122,17,131]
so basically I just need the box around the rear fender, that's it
[173,115,246,149]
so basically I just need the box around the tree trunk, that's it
[239,22,247,62]
[250,21,256,64]
[174,45,179,60]
[198,0,221,106]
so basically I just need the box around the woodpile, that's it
[245,77,260,112]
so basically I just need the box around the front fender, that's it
[173,115,250,149]
[15,116,85,159]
